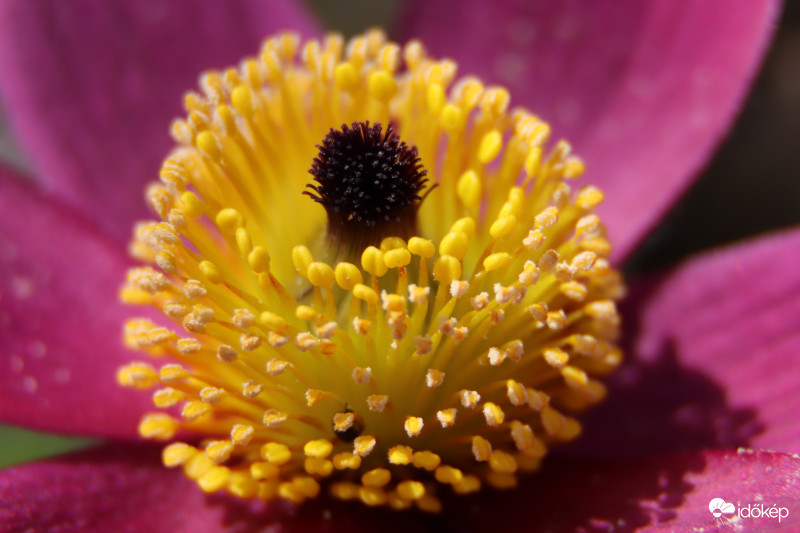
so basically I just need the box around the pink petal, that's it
[441,449,800,531]
[0,167,151,438]
[0,444,225,533]
[0,0,319,245]
[0,444,433,533]
[3,446,798,531]
[399,0,779,260]
[576,230,800,458]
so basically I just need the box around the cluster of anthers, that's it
[118,30,625,512]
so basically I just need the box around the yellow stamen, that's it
[120,29,624,511]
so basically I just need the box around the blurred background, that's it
[0,0,798,467]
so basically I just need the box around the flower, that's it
[0,0,797,532]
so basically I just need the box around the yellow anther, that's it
[334,262,363,290]
[198,466,231,493]
[215,208,243,235]
[483,402,505,426]
[453,476,481,495]
[262,409,288,427]
[362,468,391,488]
[224,424,252,449]
[304,439,333,458]
[511,423,537,451]
[544,347,569,369]
[333,412,355,432]
[524,147,542,177]
[352,284,379,306]
[426,83,446,114]
[460,389,481,409]
[560,281,588,301]
[407,236,435,258]
[541,406,568,437]
[360,486,387,507]
[248,246,270,273]
[162,443,195,467]
[436,409,457,428]
[478,129,503,163]
[397,480,426,500]
[451,217,476,238]
[388,445,413,465]
[228,472,259,499]
[159,364,189,382]
[260,311,288,332]
[139,413,179,440]
[206,441,233,464]
[367,394,389,412]
[196,130,222,160]
[433,255,462,284]
[231,85,254,116]
[183,451,213,480]
[383,247,411,268]
[456,170,481,208]
[483,252,512,272]
[439,231,469,260]
[361,246,388,277]
[334,62,359,91]
[353,435,376,457]
[489,450,518,474]
[440,104,463,131]
[152,387,184,407]
[199,260,222,284]
[506,380,528,406]
[261,442,292,465]
[490,215,517,239]
[471,436,492,462]
[351,366,372,384]
[562,365,589,389]
[251,461,280,480]
[404,416,424,437]
[378,289,403,311]
[535,207,559,230]
[117,363,158,389]
[435,465,464,484]
[564,157,586,179]
[305,457,334,477]
[333,452,361,470]
[412,451,441,471]
[307,262,335,288]
[368,70,397,101]
[425,369,445,388]
[182,401,211,421]
[291,245,314,278]
[576,186,605,209]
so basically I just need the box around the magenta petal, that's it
[400,0,778,260]
[0,444,430,533]
[0,0,319,245]
[0,444,222,532]
[440,449,800,531]
[0,168,151,438]
[581,230,800,457]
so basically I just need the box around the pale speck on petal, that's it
[12,276,33,299]
[28,340,46,358]
[22,376,38,393]
[53,367,72,384]
[10,355,23,374]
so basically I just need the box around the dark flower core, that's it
[305,121,429,254]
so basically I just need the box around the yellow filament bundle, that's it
[118,29,624,512]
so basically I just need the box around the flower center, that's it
[118,30,624,512]
[305,121,429,255]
